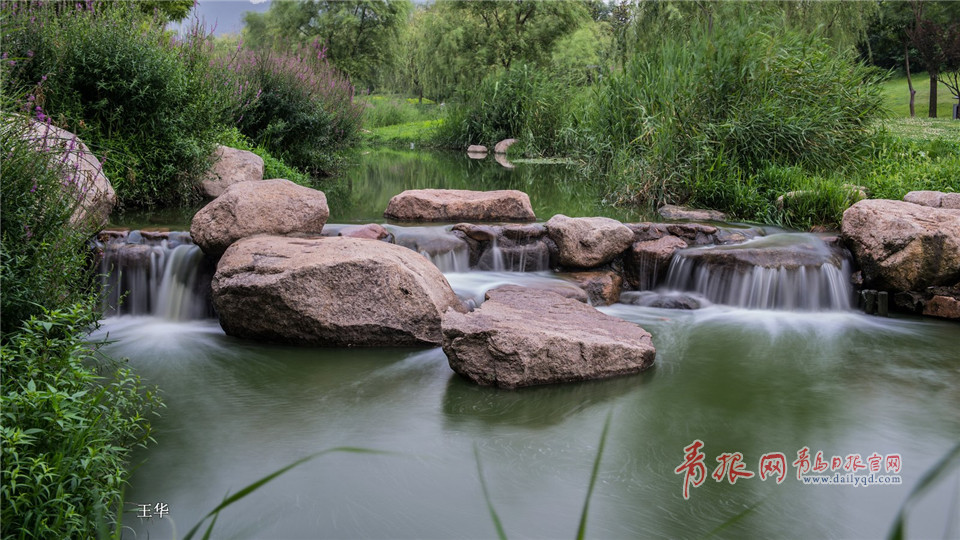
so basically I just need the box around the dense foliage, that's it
[226,41,364,176]
[243,0,412,90]
[2,1,363,208]
[2,2,228,207]
[1,106,161,538]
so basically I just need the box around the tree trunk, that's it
[906,44,916,118]
[929,70,938,118]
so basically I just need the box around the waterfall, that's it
[388,225,472,273]
[663,234,853,311]
[98,231,213,320]
[477,236,551,272]
[420,245,471,273]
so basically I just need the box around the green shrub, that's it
[0,108,95,335]
[2,3,232,208]
[588,19,885,209]
[1,304,162,539]
[232,41,364,176]
[436,65,578,156]
[1,90,161,539]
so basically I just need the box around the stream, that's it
[96,148,959,539]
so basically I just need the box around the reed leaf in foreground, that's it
[576,410,613,540]
[887,441,960,540]
[474,444,509,540]
[182,447,392,540]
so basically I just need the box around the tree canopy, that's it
[243,0,412,89]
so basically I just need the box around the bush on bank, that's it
[2,2,363,209]
[1,86,161,538]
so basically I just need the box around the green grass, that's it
[358,94,442,129]
[879,117,960,144]
[364,119,443,146]
[880,72,959,118]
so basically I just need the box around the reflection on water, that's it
[104,298,960,539]
[109,148,650,229]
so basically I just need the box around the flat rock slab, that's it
[659,204,728,222]
[442,286,655,388]
[384,189,535,222]
[213,236,465,347]
[842,199,960,291]
[191,179,329,256]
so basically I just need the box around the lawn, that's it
[880,71,959,119]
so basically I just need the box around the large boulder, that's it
[384,189,535,222]
[191,179,329,256]
[202,145,264,198]
[22,121,116,227]
[841,199,960,292]
[441,286,655,388]
[212,236,465,346]
[545,214,633,268]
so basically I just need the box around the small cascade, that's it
[388,225,471,273]
[663,234,853,311]
[98,230,213,320]
[477,236,551,272]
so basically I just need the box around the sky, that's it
[183,0,272,36]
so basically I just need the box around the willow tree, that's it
[243,0,412,89]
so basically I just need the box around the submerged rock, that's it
[337,223,392,241]
[202,145,265,198]
[658,205,728,222]
[546,214,633,268]
[441,286,655,388]
[619,291,704,310]
[212,236,465,346]
[841,199,960,292]
[384,189,536,222]
[191,179,329,256]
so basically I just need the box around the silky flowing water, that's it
[97,149,959,539]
